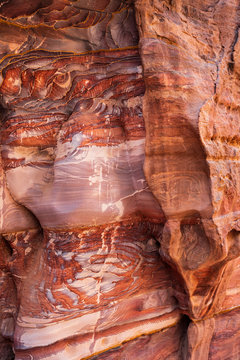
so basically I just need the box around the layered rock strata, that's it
[1,0,240,359]
[0,1,175,359]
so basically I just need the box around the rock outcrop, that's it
[135,0,240,357]
[0,0,240,359]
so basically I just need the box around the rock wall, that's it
[135,0,240,357]
[0,0,240,359]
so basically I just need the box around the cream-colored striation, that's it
[6,139,162,228]
[0,153,39,233]
[15,290,178,350]
[17,313,180,360]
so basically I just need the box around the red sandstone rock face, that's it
[136,0,240,316]
[0,1,172,359]
[1,0,240,359]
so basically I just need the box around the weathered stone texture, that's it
[135,0,240,320]
[0,0,240,359]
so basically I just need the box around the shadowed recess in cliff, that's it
[0,236,16,360]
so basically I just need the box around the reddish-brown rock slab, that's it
[88,322,183,360]
[186,307,240,360]
[208,308,240,360]
[0,0,138,56]
[222,258,240,311]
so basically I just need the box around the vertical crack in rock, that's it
[183,317,215,360]
[228,25,240,72]
[179,314,191,360]
[0,236,16,360]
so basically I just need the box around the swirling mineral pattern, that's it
[2,0,240,359]
[0,1,180,359]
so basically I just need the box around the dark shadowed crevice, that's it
[179,315,191,360]
[0,336,15,360]
[0,237,16,360]
[228,25,240,72]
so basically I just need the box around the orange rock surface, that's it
[0,0,240,359]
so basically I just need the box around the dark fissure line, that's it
[228,25,240,72]
[180,314,192,360]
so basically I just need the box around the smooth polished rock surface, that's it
[135,0,240,321]
[1,0,240,359]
